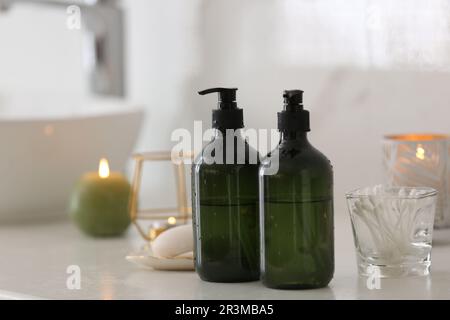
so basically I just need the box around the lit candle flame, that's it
[167,217,177,225]
[416,145,425,160]
[98,158,110,178]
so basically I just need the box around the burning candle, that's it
[383,134,450,228]
[69,158,131,237]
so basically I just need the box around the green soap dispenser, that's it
[192,87,260,282]
[260,90,334,289]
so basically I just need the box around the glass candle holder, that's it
[383,134,449,228]
[346,185,437,278]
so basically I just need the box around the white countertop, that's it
[1,213,450,300]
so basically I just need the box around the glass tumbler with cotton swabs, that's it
[346,185,437,278]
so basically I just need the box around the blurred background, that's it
[1,0,449,220]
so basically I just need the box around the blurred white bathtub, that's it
[0,95,144,223]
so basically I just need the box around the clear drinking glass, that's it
[346,185,437,277]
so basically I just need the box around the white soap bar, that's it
[151,224,194,258]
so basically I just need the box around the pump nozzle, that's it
[198,87,243,129]
[198,87,238,109]
[278,89,310,132]
[283,90,303,110]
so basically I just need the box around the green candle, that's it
[69,158,131,237]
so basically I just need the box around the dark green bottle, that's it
[192,87,260,282]
[260,90,334,289]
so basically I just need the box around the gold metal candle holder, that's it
[129,151,193,241]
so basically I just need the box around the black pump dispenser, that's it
[277,89,310,132]
[193,87,260,283]
[260,89,334,289]
[198,87,244,130]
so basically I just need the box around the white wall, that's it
[1,0,450,213]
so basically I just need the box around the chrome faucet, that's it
[0,0,125,97]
